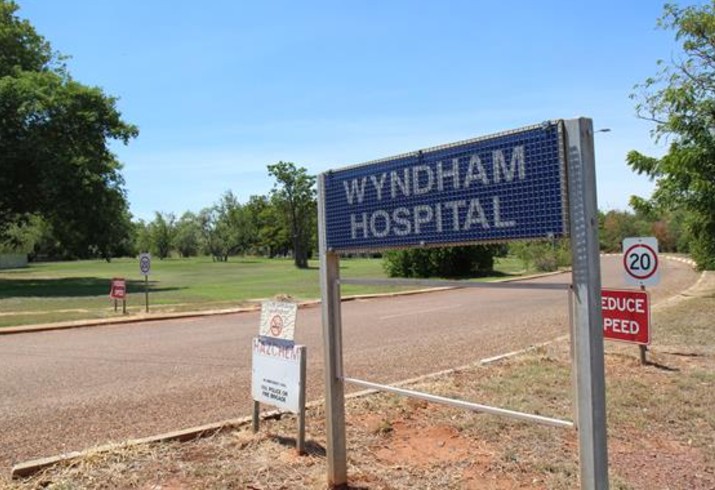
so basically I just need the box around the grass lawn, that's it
[0,256,531,328]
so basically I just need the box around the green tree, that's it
[267,162,316,269]
[628,2,715,269]
[149,212,176,260]
[598,210,650,253]
[0,215,43,254]
[174,212,202,258]
[0,1,137,259]
[133,220,152,255]
[243,195,290,256]
[198,192,253,261]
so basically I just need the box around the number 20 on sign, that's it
[623,237,660,287]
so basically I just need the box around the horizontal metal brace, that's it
[339,277,570,291]
[343,376,574,429]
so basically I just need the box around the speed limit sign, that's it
[139,253,152,276]
[622,237,660,287]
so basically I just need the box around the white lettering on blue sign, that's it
[323,123,566,251]
[345,147,524,240]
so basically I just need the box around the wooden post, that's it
[144,276,149,313]
[252,401,260,433]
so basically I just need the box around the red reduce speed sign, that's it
[622,237,660,287]
[602,288,650,345]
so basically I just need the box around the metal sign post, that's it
[564,118,609,489]
[318,174,348,485]
[317,118,608,489]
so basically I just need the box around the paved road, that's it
[0,257,699,470]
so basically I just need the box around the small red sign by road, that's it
[109,278,126,300]
[601,288,650,345]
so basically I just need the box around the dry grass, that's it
[3,277,714,489]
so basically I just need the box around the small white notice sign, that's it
[251,338,303,413]
[259,301,297,342]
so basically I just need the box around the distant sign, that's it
[109,278,126,300]
[322,122,567,252]
[139,253,151,276]
[259,301,297,342]
[251,338,303,413]
[623,237,659,287]
[602,288,650,345]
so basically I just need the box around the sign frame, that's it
[318,118,608,489]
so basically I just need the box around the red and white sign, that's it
[622,237,660,287]
[259,301,297,342]
[601,288,650,345]
[109,278,126,300]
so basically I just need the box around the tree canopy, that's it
[267,162,316,269]
[628,2,715,269]
[0,0,137,259]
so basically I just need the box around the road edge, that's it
[0,270,568,336]
[3,253,696,336]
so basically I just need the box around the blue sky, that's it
[18,1,684,221]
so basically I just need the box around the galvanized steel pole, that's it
[317,173,348,488]
[565,118,609,489]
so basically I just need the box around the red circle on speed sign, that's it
[269,314,283,336]
[623,243,658,280]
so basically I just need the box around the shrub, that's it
[382,245,497,278]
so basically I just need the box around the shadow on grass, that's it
[0,277,184,298]
[270,435,327,457]
[645,360,681,372]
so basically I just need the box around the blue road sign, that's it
[322,121,567,252]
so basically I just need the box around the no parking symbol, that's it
[269,314,284,337]
[259,301,297,342]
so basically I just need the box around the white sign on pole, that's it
[251,338,303,413]
[259,301,297,342]
[139,253,152,276]
[622,237,660,287]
